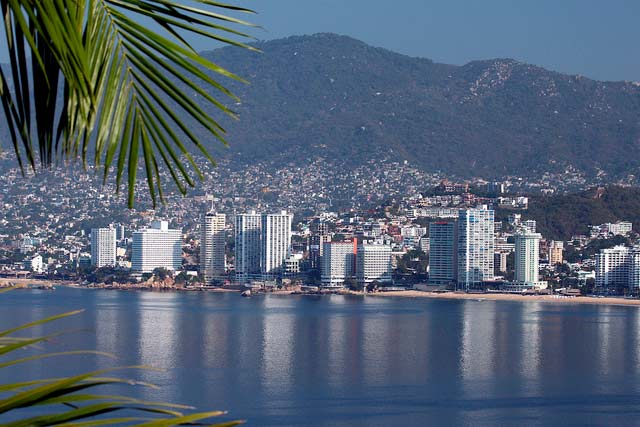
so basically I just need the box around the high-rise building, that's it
[132,221,182,273]
[494,251,509,274]
[90,227,116,268]
[261,210,293,280]
[309,219,331,271]
[356,243,392,287]
[514,230,542,286]
[113,224,125,242]
[321,241,356,287]
[596,246,632,289]
[549,240,564,265]
[428,221,457,284]
[234,211,262,283]
[628,247,640,291]
[200,210,226,283]
[457,206,495,289]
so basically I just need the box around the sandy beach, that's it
[370,290,640,307]
[4,278,640,308]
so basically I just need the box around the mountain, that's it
[3,33,640,180]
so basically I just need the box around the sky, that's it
[230,0,639,82]
[1,1,638,82]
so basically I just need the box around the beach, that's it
[371,290,640,307]
[4,278,640,308]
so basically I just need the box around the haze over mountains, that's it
[2,33,640,181]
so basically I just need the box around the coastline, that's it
[4,278,640,308]
[368,290,640,307]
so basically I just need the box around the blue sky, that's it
[232,0,639,82]
[1,1,638,82]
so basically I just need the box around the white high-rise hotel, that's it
[457,206,495,288]
[200,210,226,282]
[356,243,393,287]
[321,241,356,287]
[514,229,543,286]
[90,227,116,268]
[235,211,262,283]
[596,246,640,290]
[132,221,182,273]
[261,211,293,279]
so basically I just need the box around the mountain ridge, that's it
[2,33,640,182]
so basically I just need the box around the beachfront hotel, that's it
[131,221,182,273]
[457,206,495,289]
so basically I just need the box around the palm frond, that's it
[0,0,257,207]
[0,308,243,425]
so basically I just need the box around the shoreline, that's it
[368,290,640,307]
[4,278,640,308]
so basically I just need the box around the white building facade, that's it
[90,227,116,268]
[457,206,495,288]
[595,246,640,290]
[514,229,543,286]
[321,241,356,287]
[132,221,182,273]
[356,243,392,287]
[261,211,293,280]
[234,211,262,283]
[200,211,226,283]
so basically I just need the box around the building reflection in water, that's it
[461,300,497,385]
[136,292,179,401]
[9,289,640,426]
[519,302,542,394]
[260,296,295,399]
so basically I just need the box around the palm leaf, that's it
[0,0,258,207]
[0,308,243,425]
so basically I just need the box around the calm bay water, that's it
[3,287,640,426]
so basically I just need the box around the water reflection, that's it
[461,301,496,383]
[261,296,295,398]
[5,289,640,427]
[519,302,541,393]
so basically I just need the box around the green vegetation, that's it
[1,1,256,207]
[196,34,640,179]
[394,250,428,284]
[565,235,631,263]
[498,186,640,240]
[0,291,241,425]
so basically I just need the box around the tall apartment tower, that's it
[428,221,457,284]
[90,227,116,268]
[514,229,542,286]
[261,210,293,280]
[309,219,331,271]
[321,241,357,287]
[549,241,564,265]
[200,210,226,283]
[132,221,182,273]
[234,211,262,283]
[457,206,495,289]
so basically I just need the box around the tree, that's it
[152,267,171,280]
[1,0,257,207]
